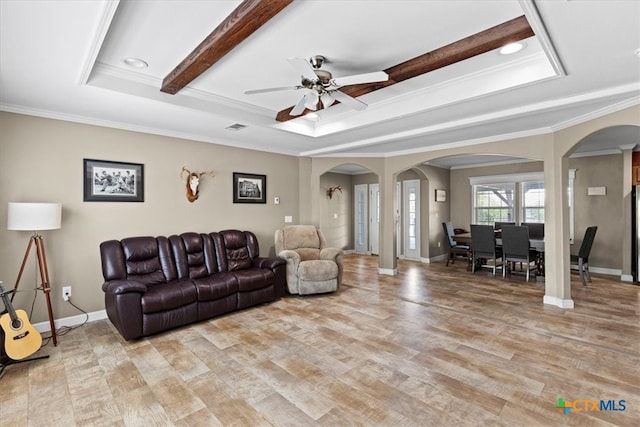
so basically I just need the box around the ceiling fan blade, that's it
[290,94,308,116]
[331,90,368,111]
[244,85,302,95]
[321,92,336,109]
[303,91,319,110]
[332,71,389,87]
[287,58,318,81]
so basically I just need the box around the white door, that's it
[396,181,401,257]
[369,184,380,255]
[403,180,420,259]
[354,184,368,254]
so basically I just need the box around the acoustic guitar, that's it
[0,282,42,360]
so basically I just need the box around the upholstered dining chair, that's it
[470,224,503,276]
[494,221,515,230]
[275,225,343,295]
[521,222,545,239]
[571,226,597,286]
[501,225,538,281]
[442,222,470,267]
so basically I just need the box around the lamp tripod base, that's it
[12,234,57,346]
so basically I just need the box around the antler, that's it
[199,170,215,180]
[327,185,343,199]
[180,166,191,182]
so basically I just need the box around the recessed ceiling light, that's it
[122,57,148,69]
[499,42,525,55]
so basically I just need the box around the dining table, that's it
[454,231,545,276]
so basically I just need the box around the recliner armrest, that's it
[278,250,301,263]
[320,247,343,263]
[102,280,147,294]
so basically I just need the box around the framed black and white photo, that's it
[233,172,266,204]
[83,159,144,202]
[435,189,447,202]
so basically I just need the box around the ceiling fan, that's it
[244,55,389,116]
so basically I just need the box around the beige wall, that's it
[569,154,623,270]
[0,112,299,323]
[319,172,353,249]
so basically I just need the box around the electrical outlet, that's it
[62,286,71,301]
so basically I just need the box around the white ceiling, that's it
[1,0,639,169]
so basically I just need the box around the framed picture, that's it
[233,172,266,204]
[83,159,144,202]
[435,189,447,202]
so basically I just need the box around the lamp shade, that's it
[7,202,62,231]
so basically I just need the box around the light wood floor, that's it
[1,255,639,426]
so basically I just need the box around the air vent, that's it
[225,123,247,131]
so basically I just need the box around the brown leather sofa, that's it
[100,230,286,340]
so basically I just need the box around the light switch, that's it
[587,186,606,196]
[333,213,338,219]
[284,215,293,223]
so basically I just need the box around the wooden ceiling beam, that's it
[161,0,294,95]
[275,15,534,122]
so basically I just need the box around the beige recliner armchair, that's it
[275,225,343,295]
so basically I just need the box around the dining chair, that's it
[521,222,545,239]
[494,221,515,230]
[442,222,470,267]
[470,224,502,275]
[501,225,538,281]
[571,226,597,286]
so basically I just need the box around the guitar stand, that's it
[0,354,50,378]
[0,307,49,379]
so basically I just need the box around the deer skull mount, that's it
[326,185,343,200]
[181,166,215,202]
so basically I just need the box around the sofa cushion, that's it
[232,268,274,292]
[192,272,238,301]
[141,280,197,314]
[298,260,338,281]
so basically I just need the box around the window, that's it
[473,182,515,225]
[470,172,543,225]
[521,180,545,223]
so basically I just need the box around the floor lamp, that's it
[7,202,61,346]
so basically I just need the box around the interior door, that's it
[396,181,402,257]
[354,184,368,254]
[403,179,420,259]
[369,184,379,255]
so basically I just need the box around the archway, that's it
[319,163,380,254]
[562,124,640,283]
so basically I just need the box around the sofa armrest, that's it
[253,257,286,270]
[254,257,287,297]
[102,280,147,295]
[320,247,343,263]
[101,280,146,341]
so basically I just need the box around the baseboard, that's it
[32,309,108,333]
[543,295,574,309]
[379,268,397,276]
[422,254,448,264]
[570,264,628,281]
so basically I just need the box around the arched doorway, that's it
[319,163,379,254]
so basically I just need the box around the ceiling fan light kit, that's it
[245,54,389,117]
